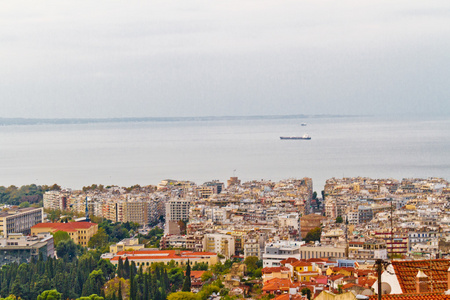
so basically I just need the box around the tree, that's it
[77,295,104,300]
[167,292,197,300]
[336,216,343,223]
[88,228,109,249]
[301,288,311,300]
[88,270,106,296]
[19,201,30,208]
[37,289,62,300]
[182,261,191,292]
[244,256,258,272]
[117,257,124,278]
[304,227,321,243]
[201,271,213,282]
[56,239,78,261]
[97,259,116,281]
[312,191,317,200]
[52,231,71,246]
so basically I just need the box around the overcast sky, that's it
[1,0,449,118]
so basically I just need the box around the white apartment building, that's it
[278,213,299,230]
[203,233,235,258]
[43,190,71,211]
[263,240,304,268]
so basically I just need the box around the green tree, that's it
[77,294,104,300]
[37,289,62,300]
[56,239,78,261]
[97,259,116,281]
[192,262,208,271]
[88,270,106,296]
[243,256,259,275]
[182,261,191,292]
[88,228,109,249]
[52,231,71,246]
[304,227,322,243]
[167,292,197,300]
[19,201,30,208]
[201,271,213,282]
[336,216,343,223]
[301,288,311,300]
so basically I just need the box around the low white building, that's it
[262,240,305,267]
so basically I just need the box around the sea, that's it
[0,115,449,192]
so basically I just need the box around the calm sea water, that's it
[0,115,449,192]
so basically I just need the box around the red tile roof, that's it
[186,271,205,279]
[369,293,450,300]
[274,294,304,300]
[281,258,300,265]
[292,261,313,267]
[110,250,217,261]
[358,277,376,288]
[391,259,450,294]
[31,222,97,232]
[329,274,345,281]
[262,278,293,292]
[262,267,290,274]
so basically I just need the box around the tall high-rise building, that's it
[165,199,190,222]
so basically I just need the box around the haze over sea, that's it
[0,115,449,192]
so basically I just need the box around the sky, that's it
[1,0,449,118]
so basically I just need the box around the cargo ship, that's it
[280,134,311,140]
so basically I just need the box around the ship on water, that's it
[280,134,311,140]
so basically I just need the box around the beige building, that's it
[31,222,98,247]
[244,237,261,259]
[109,238,145,254]
[102,201,148,225]
[204,233,235,258]
[109,250,219,271]
[165,199,190,222]
[43,190,71,211]
[299,245,346,259]
[0,207,43,237]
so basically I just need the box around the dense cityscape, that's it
[0,176,448,299]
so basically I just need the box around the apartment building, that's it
[0,207,43,237]
[43,190,70,211]
[298,245,346,260]
[348,240,387,260]
[166,199,190,222]
[374,231,408,256]
[203,233,235,258]
[263,241,304,268]
[244,237,261,259]
[102,201,148,225]
[31,222,98,247]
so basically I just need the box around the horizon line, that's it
[0,114,368,126]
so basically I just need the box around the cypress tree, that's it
[117,257,124,278]
[118,281,123,300]
[163,269,169,291]
[181,260,191,292]
[144,273,149,300]
[124,258,130,279]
